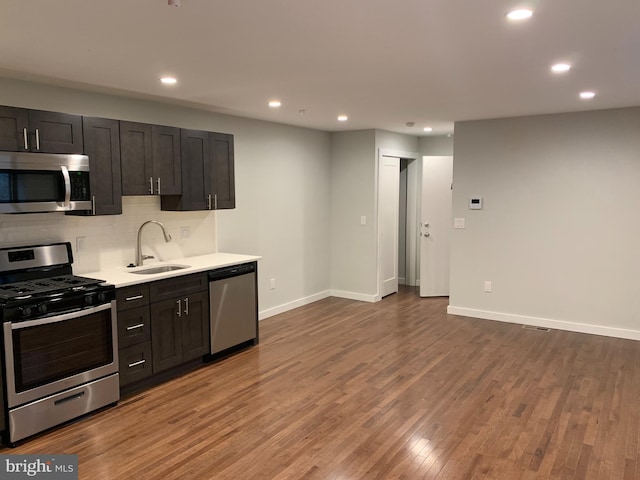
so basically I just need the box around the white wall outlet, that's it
[76,236,86,252]
[484,281,492,293]
[454,218,465,229]
[360,216,367,226]
[180,226,191,239]
[270,278,276,290]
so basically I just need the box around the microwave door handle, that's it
[61,165,71,208]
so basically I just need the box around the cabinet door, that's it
[161,129,209,211]
[182,129,208,209]
[150,298,183,373]
[181,291,210,361]
[27,110,83,153]
[209,133,235,209]
[81,117,122,215]
[0,106,28,151]
[120,121,154,195]
[152,125,181,195]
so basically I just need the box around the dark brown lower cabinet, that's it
[116,274,210,388]
[116,286,153,388]
[150,290,209,373]
[118,342,153,386]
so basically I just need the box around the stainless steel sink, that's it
[129,264,190,275]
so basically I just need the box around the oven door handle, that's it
[11,303,112,330]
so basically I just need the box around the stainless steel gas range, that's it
[0,242,119,444]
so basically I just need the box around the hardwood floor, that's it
[4,287,640,479]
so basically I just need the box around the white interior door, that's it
[379,155,400,297]
[420,156,453,297]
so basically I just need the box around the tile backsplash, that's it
[0,197,217,274]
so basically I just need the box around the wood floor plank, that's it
[3,287,640,479]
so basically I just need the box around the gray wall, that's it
[329,129,419,300]
[419,135,454,156]
[449,107,640,339]
[0,77,331,319]
[329,130,377,299]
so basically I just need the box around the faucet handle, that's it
[142,254,155,260]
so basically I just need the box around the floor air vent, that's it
[522,325,551,332]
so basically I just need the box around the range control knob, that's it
[97,292,106,303]
[84,294,94,305]
[20,306,32,318]
[37,304,47,314]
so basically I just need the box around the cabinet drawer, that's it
[116,284,150,311]
[118,306,151,348]
[119,342,153,387]
[150,273,207,303]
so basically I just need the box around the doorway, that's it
[378,151,452,300]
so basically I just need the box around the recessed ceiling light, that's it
[506,9,533,21]
[423,127,433,132]
[580,91,596,100]
[160,76,177,85]
[168,0,181,6]
[268,100,282,108]
[551,63,571,73]
[337,115,348,122]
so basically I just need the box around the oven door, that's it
[3,301,118,408]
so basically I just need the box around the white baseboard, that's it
[259,290,331,320]
[447,305,640,341]
[330,290,379,303]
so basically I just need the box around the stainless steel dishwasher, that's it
[209,262,258,355]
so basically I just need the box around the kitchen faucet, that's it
[136,220,172,266]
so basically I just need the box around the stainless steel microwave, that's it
[0,151,92,213]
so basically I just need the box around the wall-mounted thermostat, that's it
[469,197,483,210]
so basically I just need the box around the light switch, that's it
[360,216,367,226]
[454,218,465,229]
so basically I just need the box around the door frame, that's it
[376,148,420,301]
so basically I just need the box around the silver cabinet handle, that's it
[128,359,146,368]
[61,165,71,208]
[207,194,212,210]
[214,194,218,210]
[92,196,96,216]
[125,294,144,301]
[157,177,161,195]
[35,128,40,150]
[149,177,154,195]
[184,297,189,316]
[126,323,145,331]
[23,128,28,150]
[176,299,182,317]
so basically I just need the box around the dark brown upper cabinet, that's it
[0,106,28,151]
[161,130,235,211]
[0,106,83,154]
[210,133,235,209]
[78,117,122,215]
[120,121,181,196]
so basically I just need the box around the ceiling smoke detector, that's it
[168,0,181,6]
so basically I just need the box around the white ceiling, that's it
[1,0,638,136]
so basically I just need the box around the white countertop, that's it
[82,252,261,288]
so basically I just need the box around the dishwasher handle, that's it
[208,262,256,281]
